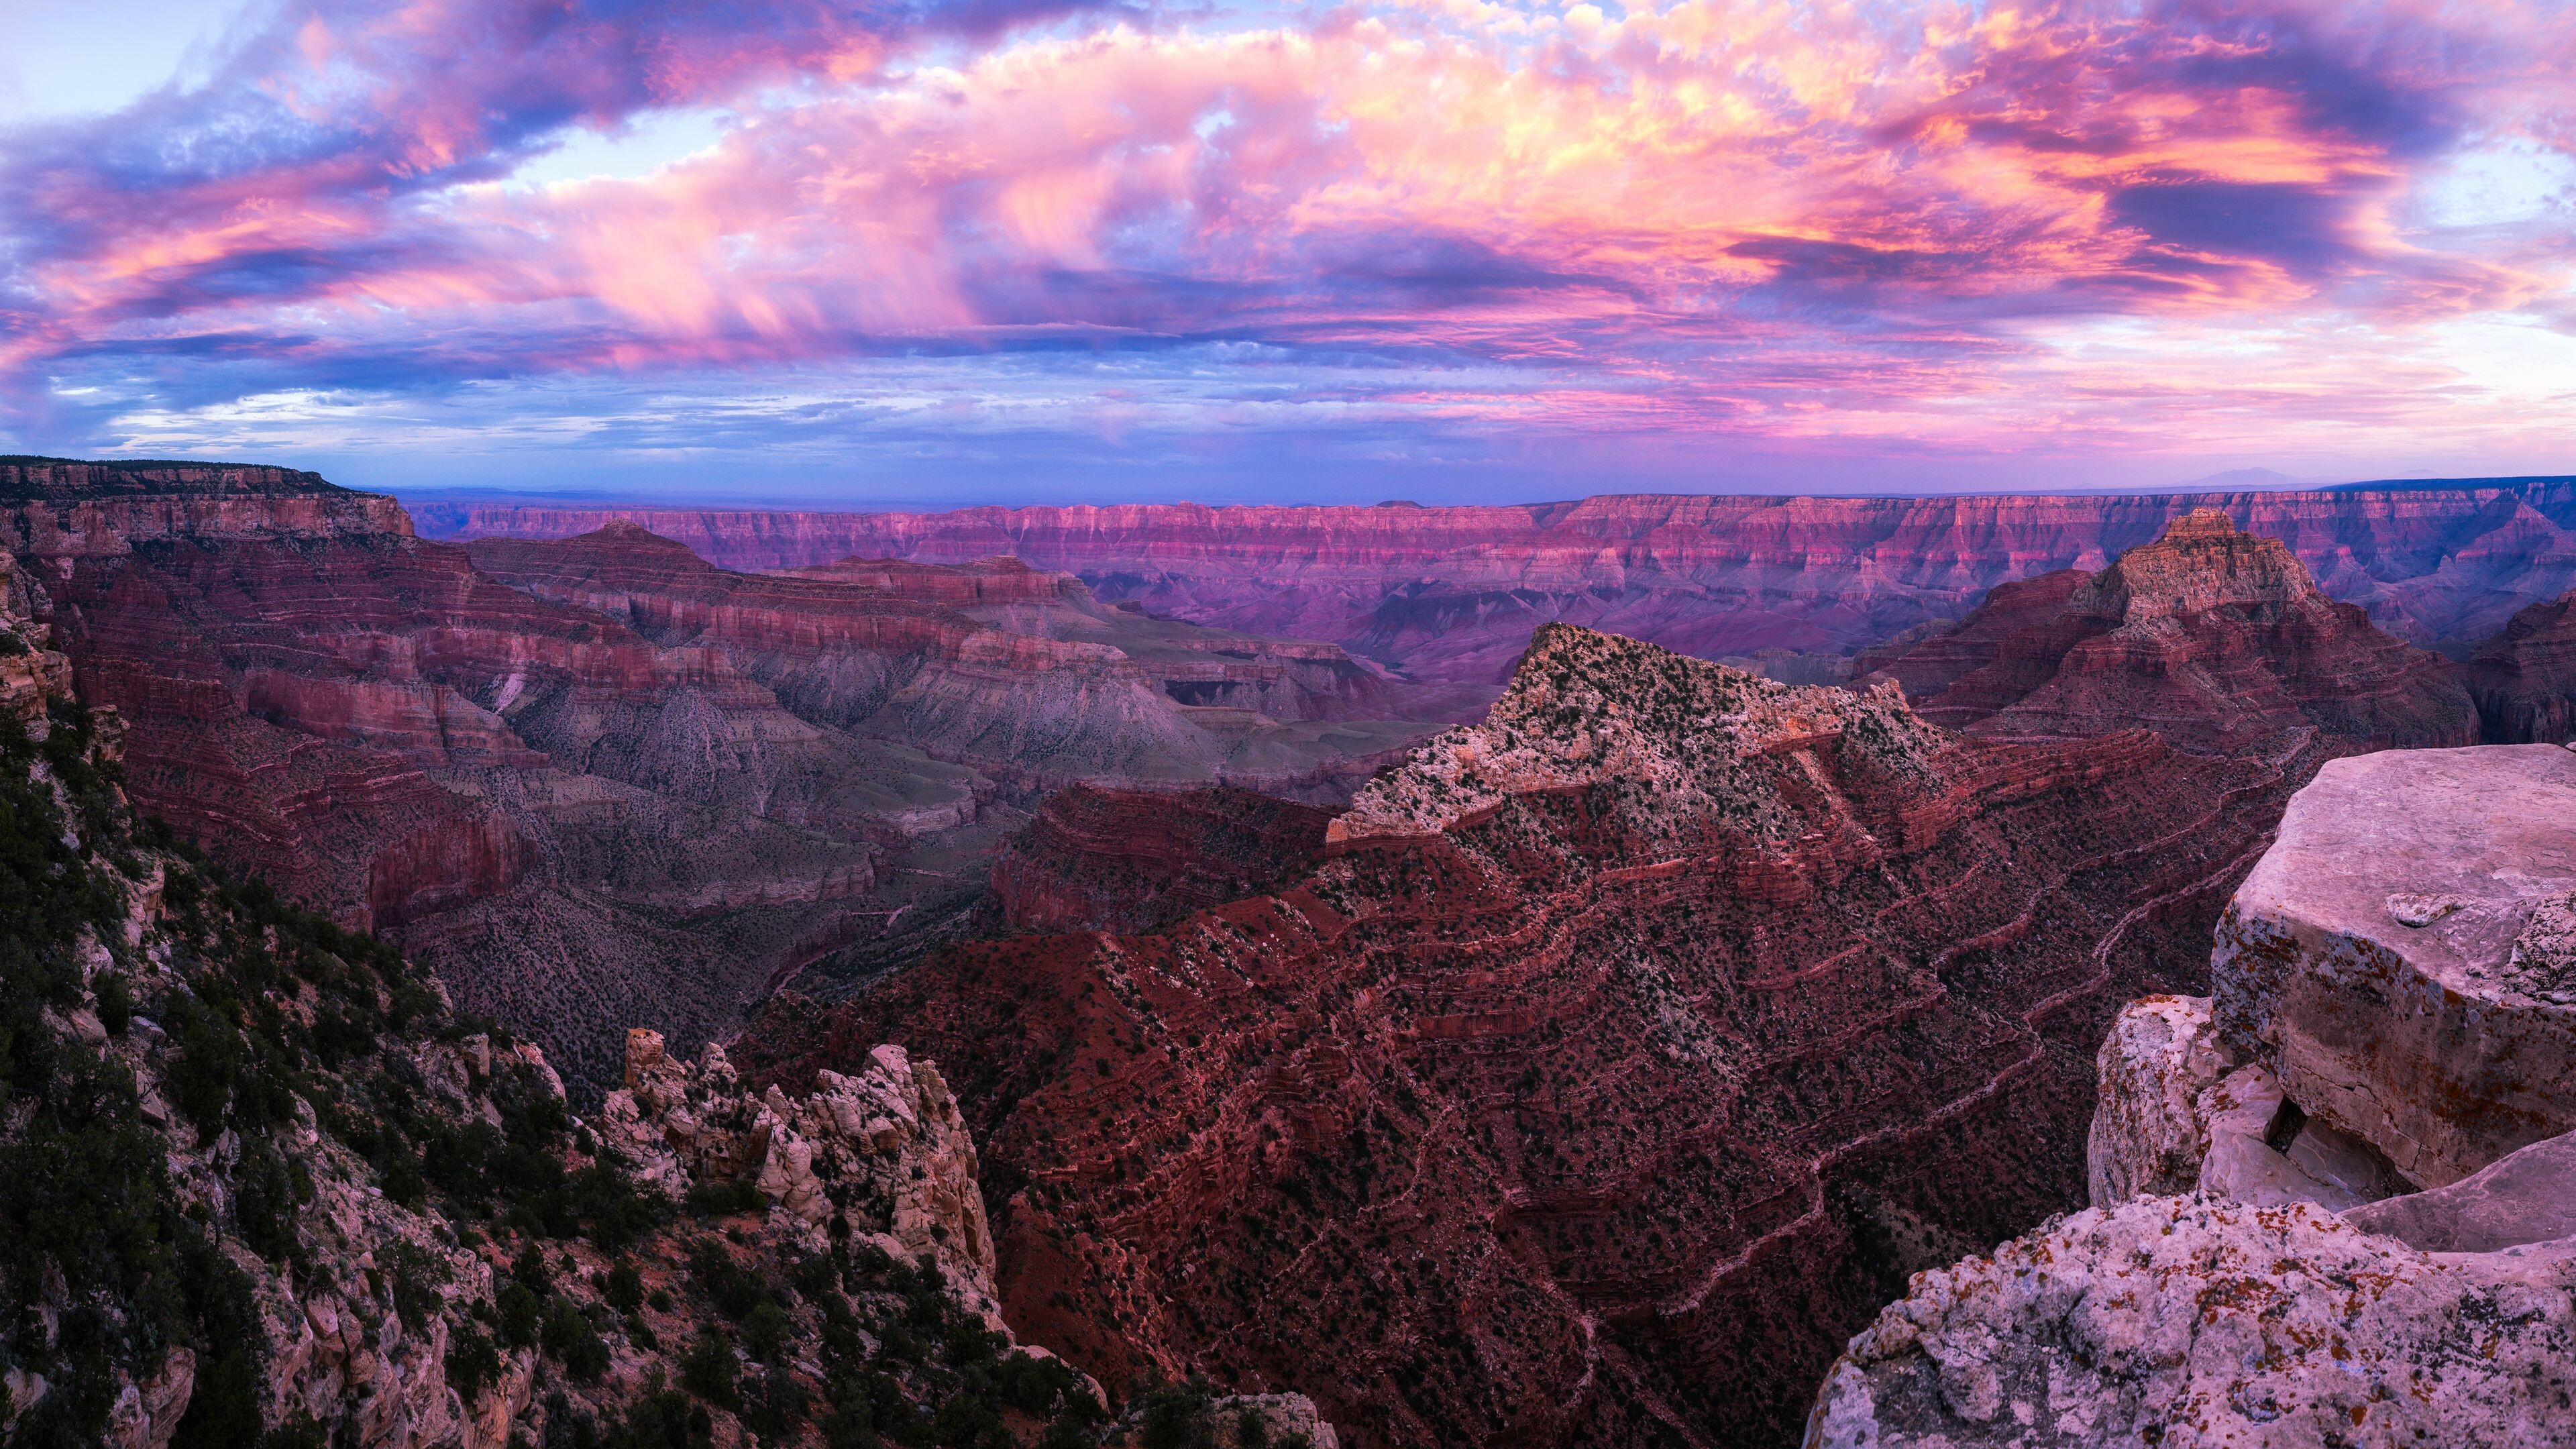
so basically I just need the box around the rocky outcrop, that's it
[991,784,1334,934]
[2470,589,2576,743]
[1331,624,1942,843]
[413,478,2576,710]
[1807,743,2576,1448]
[0,548,71,724]
[1857,509,2481,752]
[0,636,1106,1447]
[600,1028,999,1302]
[2082,994,2236,1205]
[2211,745,2576,1187]
[743,624,2316,1449]
[1807,1196,2576,1448]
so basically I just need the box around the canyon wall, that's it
[2469,589,2576,743]
[415,480,2576,711]
[0,616,1120,1447]
[466,521,1433,796]
[0,461,1436,1099]
[739,623,2320,1448]
[1853,508,2483,751]
[1810,743,2576,1447]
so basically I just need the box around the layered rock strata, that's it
[741,623,2313,1449]
[2469,589,2576,743]
[0,570,1114,1449]
[989,784,1334,934]
[1,463,1434,1099]
[414,478,2576,709]
[1855,509,2480,751]
[466,522,1431,796]
[1807,743,2576,1448]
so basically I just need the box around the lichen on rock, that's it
[1332,623,1943,844]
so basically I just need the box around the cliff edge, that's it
[1807,743,2576,1447]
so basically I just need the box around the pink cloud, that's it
[5,0,2575,472]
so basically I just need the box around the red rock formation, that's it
[2467,590,2576,743]
[413,479,2576,712]
[1856,510,2481,752]
[737,626,2320,1449]
[0,466,1441,1097]
[989,784,1334,934]
[466,523,1432,794]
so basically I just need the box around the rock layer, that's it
[742,624,2314,1449]
[415,479,2576,708]
[1808,743,2576,1449]
[1856,508,2480,751]
[2470,589,2576,743]
[466,522,1432,796]
[990,784,1334,935]
[2,466,1435,1099]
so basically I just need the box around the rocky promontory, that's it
[1807,743,2576,1446]
[753,622,2315,1448]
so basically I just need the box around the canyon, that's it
[0,538,1332,1449]
[739,621,2326,1448]
[417,478,2576,715]
[1811,743,2576,1447]
[17,455,2576,1448]
[0,459,1435,1098]
[1850,508,2483,751]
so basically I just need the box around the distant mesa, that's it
[413,476,2576,717]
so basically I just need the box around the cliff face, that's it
[1,470,1444,1102]
[2468,590,2576,743]
[1856,510,2481,752]
[988,784,1334,935]
[739,624,2317,1449]
[9,501,936,1098]
[466,523,1431,796]
[413,480,2576,710]
[1810,744,2576,1448]
[0,568,1111,1449]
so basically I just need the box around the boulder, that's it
[2085,995,2237,1205]
[2212,744,2576,1187]
[2345,1129,2576,1254]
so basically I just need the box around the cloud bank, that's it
[5,0,2574,496]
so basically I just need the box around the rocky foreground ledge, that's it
[1808,743,2576,1447]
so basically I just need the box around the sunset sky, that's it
[3,0,2574,503]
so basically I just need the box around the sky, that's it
[2,0,2574,506]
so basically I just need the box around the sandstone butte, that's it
[737,621,2329,1449]
[0,547,1338,1449]
[413,478,2576,712]
[1850,507,2485,752]
[1809,743,2576,1447]
[0,458,1436,1099]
